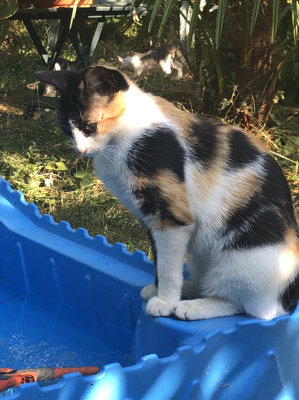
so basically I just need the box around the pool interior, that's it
[0,287,133,370]
[0,179,154,380]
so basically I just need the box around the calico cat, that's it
[117,45,188,78]
[35,66,299,321]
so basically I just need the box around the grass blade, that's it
[202,28,224,96]
[69,0,80,30]
[148,0,163,33]
[271,0,279,43]
[291,0,298,44]
[187,0,200,51]
[250,0,261,35]
[158,0,176,37]
[278,4,291,24]
[215,0,226,49]
[241,0,250,66]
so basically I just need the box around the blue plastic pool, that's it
[0,176,298,399]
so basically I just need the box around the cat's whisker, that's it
[30,99,60,112]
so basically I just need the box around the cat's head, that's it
[35,66,129,156]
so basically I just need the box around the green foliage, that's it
[291,0,299,44]
[149,0,298,46]
[215,0,226,49]
[250,0,262,35]
[0,20,151,254]
[188,0,200,50]
[0,0,18,20]
[148,0,163,33]
[0,108,150,253]
[148,0,299,110]
[157,0,176,37]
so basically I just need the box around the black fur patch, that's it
[58,74,83,134]
[35,69,82,94]
[141,45,173,62]
[224,205,287,250]
[280,271,299,312]
[226,129,260,169]
[147,230,158,287]
[187,117,222,169]
[83,66,129,98]
[127,126,185,181]
[261,154,296,224]
[135,185,187,226]
[222,151,297,250]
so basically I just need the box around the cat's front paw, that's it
[146,296,174,317]
[141,284,158,301]
[174,301,199,320]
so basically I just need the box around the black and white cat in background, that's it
[36,66,299,321]
[117,45,189,78]
[29,58,80,97]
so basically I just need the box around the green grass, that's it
[0,20,150,254]
[0,19,298,258]
[0,106,150,254]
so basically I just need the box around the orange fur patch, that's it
[285,229,299,257]
[223,170,261,218]
[192,163,261,226]
[156,171,194,225]
[189,133,229,206]
[134,172,193,230]
[279,229,299,281]
[85,91,126,135]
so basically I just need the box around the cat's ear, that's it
[34,70,80,93]
[82,66,128,96]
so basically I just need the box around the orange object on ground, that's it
[0,366,99,392]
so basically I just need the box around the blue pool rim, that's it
[0,176,298,400]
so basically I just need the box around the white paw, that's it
[174,300,203,320]
[140,284,158,301]
[146,296,174,317]
[174,299,238,320]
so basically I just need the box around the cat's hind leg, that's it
[174,298,240,320]
[141,283,157,300]
[172,60,183,79]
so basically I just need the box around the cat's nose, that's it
[77,147,87,155]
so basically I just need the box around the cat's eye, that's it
[83,122,97,136]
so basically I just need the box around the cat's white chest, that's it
[93,152,143,220]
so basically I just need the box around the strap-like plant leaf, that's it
[250,0,261,35]
[202,28,224,96]
[148,0,164,33]
[158,0,176,37]
[278,4,291,24]
[291,0,298,44]
[187,0,200,51]
[272,0,279,43]
[69,0,80,31]
[0,0,18,20]
[215,0,226,49]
